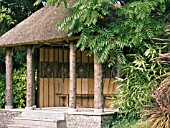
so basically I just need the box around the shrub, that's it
[111,52,167,119]
[112,116,138,128]
[13,65,27,108]
[0,74,6,108]
[0,65,27,108]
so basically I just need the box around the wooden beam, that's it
[5,47,13,109]
[94,52,104,113]
[69,41,77,112]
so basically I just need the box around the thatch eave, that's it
[0,36,80,48]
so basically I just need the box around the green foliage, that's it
[132,120,150,128]
[0,74,6,107]
[0,5,12,35]
[111,42,170,118]
[34,0,67,7]
[0,0,42,35]
[58,0,167,63]
[0,66,27,108]
[13,50,27,68]
[58,0,111,35]
[112,117,138,128]
[13,65,27,108]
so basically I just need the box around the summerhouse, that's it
[0,1,118,127]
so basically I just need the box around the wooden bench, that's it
[56,93,112,107]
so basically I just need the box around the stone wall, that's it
[0,109,22,128]
[66,112,115,128]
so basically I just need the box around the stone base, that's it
[68,108,77,113]
[94,108,104,113]
[0,109,22,128]
[66,112,115,128]
[25,107,33,110]
[5,106,13,109]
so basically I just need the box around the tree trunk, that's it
[69,41,77,111]
[32,51,35,106]
[94,52,104,113]
[26,46,34,109]
[5,47,13,109]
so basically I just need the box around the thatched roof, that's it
[0,0,76,47]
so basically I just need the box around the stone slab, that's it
[66,112,116,128]
[0,109,22,128]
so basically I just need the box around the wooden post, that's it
[32,51,35,106]
[69,41,77,112]
[5,47,13,109]
[26,46,34,110]
[94,52,104,113]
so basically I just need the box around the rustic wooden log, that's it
[94,52,104,113]
[32,48,35,106]
[5,47,13,109]
[26,46,34,109]
[69,41,77,111]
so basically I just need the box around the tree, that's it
[0,3,12,36]
[0,0,42,35]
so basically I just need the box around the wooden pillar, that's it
[32,52,35,106]
[69,41,77,112]
[94,52,104,113]
[5,47,13,109]
[26,46,34,110]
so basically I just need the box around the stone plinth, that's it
[66,111,116,128]
[0,109,23,128]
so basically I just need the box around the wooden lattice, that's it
[41,62,115,78]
